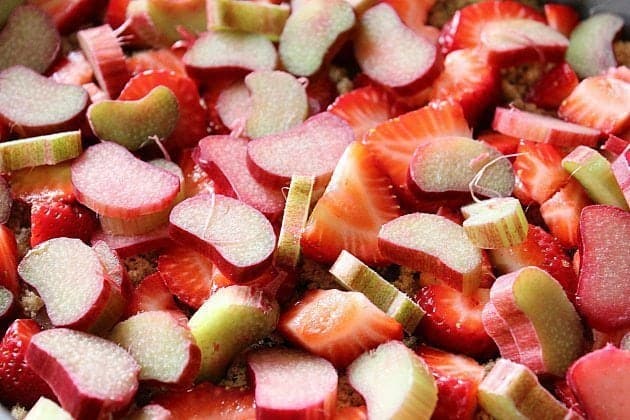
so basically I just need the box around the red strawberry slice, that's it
[429,48,500,124]
[512,140,570,205]
[278,289,403,368]
[178,148,215,199]
[602,134,629,160]
[526,62,579,109]
[48,50,94,86]
[301,141,401,265]
[306,71,337,114]
[559,75,630,135]
[29,0,106,34]
[157,245,215,309]
[126,272,178,317]
[119,70,208,155]
[383,0,436,35]
[415,285,497,359]
[105,0,130,29]
[30,200,98,247]
[0,319,55,407]
[478,131,520,156]
[328,85,394,142]
[126,48,188,77]
[544,3,580,37]
[152,382,255,420]
[439,0,545,53]
[415,345,484,420]
[335,406,368,420]
[540,179,592,249]
[0,225,18,296]
[9,162,74,204]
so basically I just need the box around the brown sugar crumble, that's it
[123,252,159,285]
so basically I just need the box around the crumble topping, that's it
[613,40,630,67]
[123,253,159,285]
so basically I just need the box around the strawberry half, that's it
[416,345,485,420]
[544,3,580,37]
[526,62,579,109]
[301,141,401,265]
[105,0,130,29]
[126,48,188,77]
[540,179,592,249]
[30,200,98,247]
[415,285,497,359]
[0,319,55,407]
[553,379,586,418]
[30,0,107,34]
[126,272,179,317]
[0,225,18,296]
[478,131,520,156]
[382,0,436,35]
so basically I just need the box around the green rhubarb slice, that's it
[146,0,206,45]
[0,0,23,27]
[461,197,528,249]
[209,0,290,41]
[0,131,81,172]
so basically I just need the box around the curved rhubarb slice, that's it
[0,5,60,73]
[0,285,14,320]
[0,66,88,137]
[566,14,624,78]
[378,213,482,295]
[77,24,129,98]
[0,131,81,172]
[492,107,601,148]
[146,0,206,45]
[478,359,570,420]
[248,348,338,420]
[482,302,521,363]
[279,0,354,77]
[461,197,528,249]
[184,31,277,79]
[489,266,584,376]
[189,285,279,381]
[25,328,139,420]
[90,226,172,258]
[0,0,22,27]
[246,112,354,189]
[92,240,130,297]
[216,81,251,131]
[348,341,438,420]
[169,194,276,282]
[210,0,290,41]
[355,3,439,93]
[71,142,180,219]
[329,250,424,333]
[613,146,630,208]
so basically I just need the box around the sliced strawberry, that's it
[126,272,179,317]
[540,179,592,249]
[301,141,401,265]
[178,148,214,199]
[430,48,500,124]
[9,162,74,204]
[415,345,484,420]
[334,406,368,420]
[415,285,496,359]
[279,289,403,368]
[30,200,97,247]
[544,3,580,37]
[328,85,394,142]
[559,75,630,135]
[526,62,579,109]
[382,0,436,35]
[105,0,130,29]
[119,70,208,155]
[477,131,520,156]
[152,382,256,420]
[489,225,578,299]
[48,50,94,86]
[602,134,629,160]
[439,0,545,53]
[29,0,106,34]
[0,319,55,407]
[157,245,215,309]
[512,140,570,205]
[0,225,18,296]
[307,70,337,114]
[126,48,188,77]
[553,379,586,418]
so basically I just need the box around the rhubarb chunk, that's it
[24,397,72,420]
[461,197,528,248]
[0,131,82,172]
[209,0,290,41]
[275,175,314,268]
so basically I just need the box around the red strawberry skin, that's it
[30,200,97,247]
[0,225,19,296]
[544,3,580,37]
[0,319,55,407]
[526,62,578,109]
[126,272,179,317]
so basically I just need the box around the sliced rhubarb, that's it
[210,0,290,41]
[0,66,87,137]
[169,194,276,282]
[461,197,528,249]
[246,112,354,189]
[612,146,630,207]
[275,175,314,268]
[92,240,130,298]
[71,142,180,219]
[481,302,521,363]
[146,0,206,45]
[26,328,139,420]
[90,226,172,258]
[215,81,251,131]
[0,0,22,27]
[0,131,82,172]
[248,348,338,420]
[0,285,14,320]
[378,213,482,295]
[23,397,72,420]
[492,107,601,148]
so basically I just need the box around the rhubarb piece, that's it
[461,197,528,249]
[566,14,624,78]
[71,142,180,219]
[0,131,82,172]
[110,310,201,387]
[247,112,354,189]
[248,348,337,420]
[478,359,570,420]
[92,240,130,297]
[356,4,439,93]
[0,66,87,137]
[24,397,73,420]
[378,213,482,295]
[126,404,172,420]
[348,341,438,420]
[91,226,172,258]
[0,5,59,73]
[184,31,277,79]
[488,266,584,376]
[492,107,600,148]
[0,285,13,320]
[562,146,629,211]
[329,250,424,333]
[210,0,290,41]
[195,136,285,221]
[26,328,139,420]
[188,285,279,381]
[481,302,520,362]
[88,86,179,151]
[279,0,355,77]
[215,81,251,131]
[276,175,314,268]
[146,0,206,45]
[0,0,22,27]
[407,136,514,200]
[0,176,11,224]
[567,344,630,419]
[244,70,308,138]
[576,205,630,331]
[77,24,130,98]
[169,194,276,282]
[612,146,630,207]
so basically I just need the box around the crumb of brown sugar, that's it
[220,359,249,389]
[509,98,556,117]
[299,258,340,291]
[613,40,630,67]
[392,265,422,298]
[13,227,31,259]
[19,288,44,319]
[123,252,159,285]
[337,374,365,408]
[475,409,494,420]
[10,405,27,420]
[500,63,548,103]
